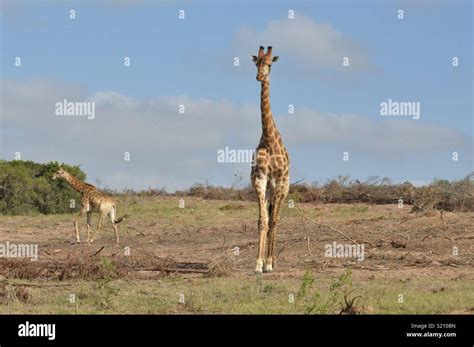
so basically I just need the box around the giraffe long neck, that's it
[63,172,88,194]
[260,79,276,143]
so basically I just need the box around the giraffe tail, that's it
[114,214,127,224]
[112,205,127,224]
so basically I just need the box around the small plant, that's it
[183,294,203,313]
[297,269,314,299]
[94,257,119,310]
[297,268,362,314]
[320,268,354,313]
[218,203,245,211]
[262,283,273,294]
[254,273,264,293]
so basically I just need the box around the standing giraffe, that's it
[251,46,290,274]
[52,167,126,244]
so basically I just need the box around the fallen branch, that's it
[295,207,361,246]
[277,241,286,257]
[444,236,455,244]
[132,267,209,274]
[90,246,105,257]
[6,282,73,288]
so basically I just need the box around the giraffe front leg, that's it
[265,215,276,273]
[74,208,85,243]
[254,178,268,274]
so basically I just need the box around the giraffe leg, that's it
[74,208,86,243]
[253,177,268,274]
[86,211,93,244]
[90,212,104,243]
[109,208,120,245]
[265,188,287,272]
[265,196,277,273]
[113,224,120,245]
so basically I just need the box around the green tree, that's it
[0,160,87,215]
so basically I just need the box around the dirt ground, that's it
[0,197,473,314]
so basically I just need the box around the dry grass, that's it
[206,253,237,278]
[0,257,120,281]
[0,196,473,314]
[0,278,31,305]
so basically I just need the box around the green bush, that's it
[0,160,86,215]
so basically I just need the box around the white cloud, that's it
[234,14,373,71]
[1,79,469,190]
[1,79,260,190]
[279,107,468,156]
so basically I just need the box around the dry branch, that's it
[90,246,105,257]
[295,207,361,246]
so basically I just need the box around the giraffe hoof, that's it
[263,264,273,273]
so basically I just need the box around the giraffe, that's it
[250,46,290,274]
[52,167,126,244]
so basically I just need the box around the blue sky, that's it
[1,0,472,191]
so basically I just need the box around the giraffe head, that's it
[251,46,279,82]
[52,167,67,180]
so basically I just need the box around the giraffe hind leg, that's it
[90,212,104,243]
[86,211,93,244]
[108,207,120,245]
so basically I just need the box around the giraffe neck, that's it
[63,172,89,194]
[260,79,277,143]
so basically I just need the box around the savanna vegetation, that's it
[1,160,472,215]
[0,161,85,215]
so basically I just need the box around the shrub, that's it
[0,160,86,215]
[175,174,474,212]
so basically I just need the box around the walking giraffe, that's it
[251,46,290,274]
[52,167,126,244]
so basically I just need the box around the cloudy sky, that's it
[1,0,472,191]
